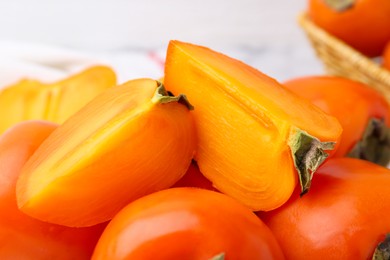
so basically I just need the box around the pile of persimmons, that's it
[1,1,390,260]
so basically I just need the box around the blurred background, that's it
[0,0,323,86]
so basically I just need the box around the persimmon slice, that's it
[16,79,196,227]
[164,40,342,211]
[0,66,116,134]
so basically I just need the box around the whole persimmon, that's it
[92,188,285,260]
[0,121,106,259]
[308,0,390,57]
[259,158,390,259]
[284,76,390,166]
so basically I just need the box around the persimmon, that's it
[308,0,390,57]
[0,65,116,134]
[92,187,285,260]
[0,121,105,259]
[164,40,342,211]
[173,161,217,191]
[284,76,390,166]
[259,158,390,259]
[384,41,390,70]
[16,78,196,227]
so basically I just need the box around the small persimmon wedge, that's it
[0,65,116,134]
[164,40,342,211]
[16,78,196,227]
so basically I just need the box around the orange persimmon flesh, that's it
[16,78,196,227]
[0,65,116,134]
[164,40,342,211]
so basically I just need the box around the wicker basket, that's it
[298,13,390,104]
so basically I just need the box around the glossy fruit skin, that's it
[92,187,285,260]
[259,157,390,260]
[284,76,390,158]
[173,162,217,191]
[384,41,390,70]
[308,0,390,57]
[0,121,106,259]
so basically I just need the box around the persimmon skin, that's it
[308,0,390,57]
[259,158,390,260]
[284,76,390,158]
[92,187,285,260]
[173,162,217,191]
[384,42,390,70]
[0,121,106,259]
[16,79,196,227]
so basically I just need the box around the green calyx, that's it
[324,0,355,12]
[348,118,390,167]
[372,234,390,260]
[288,128,336,196]
[209,253,225,260]
[151,81,194,110]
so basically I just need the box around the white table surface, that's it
[0,0,324,86]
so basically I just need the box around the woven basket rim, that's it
[297,13,390,102]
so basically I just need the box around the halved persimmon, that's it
[164,40,342,211]
[16,78,196,227]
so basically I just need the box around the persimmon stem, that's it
[324,0,355,12]
[372,234,390,260]
[348,118,390,167]
[289,128,335,196]
[209,253,225,260]
[152,81,194,110]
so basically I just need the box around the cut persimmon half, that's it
[164,40,342,211]
[16,78,196,227]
